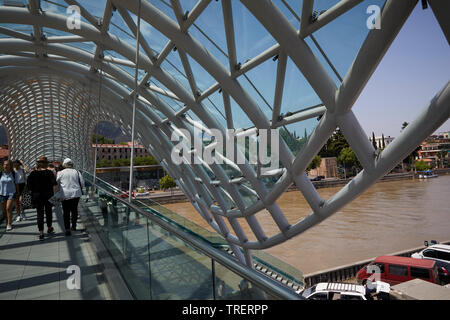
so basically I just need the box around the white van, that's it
[411,243,450,264]
[411,242,450,285]
[297,282,390,300]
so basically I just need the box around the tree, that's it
[92,134,114,144]
[279,127,307,155]
[371,132,377,149]
[401,122,409,131]
[382,134,386,149]
[96,158,111,168]
[307,155,322,171]
[159,174,177,194]
[339,147,361,176]
[415,160,431,171]
[319,128,349,158]
[400,122,421,168]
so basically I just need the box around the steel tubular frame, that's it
[0,1,448,266]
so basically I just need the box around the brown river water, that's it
[164,175,450,274]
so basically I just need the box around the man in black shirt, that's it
[27,156,59,241]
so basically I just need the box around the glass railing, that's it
[80,171,303,299]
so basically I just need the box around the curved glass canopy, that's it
[0,0,448,263]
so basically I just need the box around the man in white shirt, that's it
[56,158,85,236]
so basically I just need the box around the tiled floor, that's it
[0,205,112,300]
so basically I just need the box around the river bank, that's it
[164,175,450,274]
[147,169,450,204]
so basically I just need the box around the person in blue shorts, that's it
[0,160,19,231]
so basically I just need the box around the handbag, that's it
[22,189,33,209]
[77,170,84,195]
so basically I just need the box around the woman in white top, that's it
[56,158,84,236]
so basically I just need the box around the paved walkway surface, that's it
[0,205,112,300]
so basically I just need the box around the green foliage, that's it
[112,158,128,167]
[319,128,349,158]
[134,155,158,166]
[279,127,307,155]
[96,158,111,168]
[307,155,322,171]
[92,134,114,144]
[415,160,431,171]
[338,147,360,168]
[100,156,158,168]
[159,174,176,191]
[372,132,377,149]
[401,122,409,131]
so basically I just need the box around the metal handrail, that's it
[82,171,301,300]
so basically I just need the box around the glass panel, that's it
[188,2,229,68]
[139,18,170,54]
[0,23,33,37]
[231,0,277,65]
[77,0,107,19]
[121,208,151,299]
[81,172,301,300]
[281,57,323,116]
[279,119,319,157]
[149,0,177,23]
[186,54,217,93]
[214,260,276,300]
[388,264,408,277]
[310,0,387,81]
[410,267,430,280]
[149,222,214,299]
[159,51,191,92]
[272,0,301,29]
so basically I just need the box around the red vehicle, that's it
[356,256,440,286]
[119,191,135,198]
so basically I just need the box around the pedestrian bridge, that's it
[0,0,449,299]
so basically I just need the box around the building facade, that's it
[93,142,150,162]
[417,132,450,168]
[309,157,338,179]
[369,135,395,149]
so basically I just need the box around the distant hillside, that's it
[94,121,131,143]
[0,126,7,145]
[0,122,132,146]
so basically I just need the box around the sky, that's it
[4,0,449,141]
[352,3,450,138]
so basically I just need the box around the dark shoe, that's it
[39,234,45,241]
[71,226,76,231]
[47,227,55,235]
[65,230,71,236]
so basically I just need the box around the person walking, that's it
[56,158,84,236]
[13,160,27,221]
[27,156,58,241]
[1,160,19,231]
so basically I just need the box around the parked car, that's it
[356,256,440,286]
[411,242,450,284]
[310,176,324,181]
[297,282,390,300]
[119,191,135,198]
